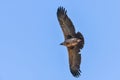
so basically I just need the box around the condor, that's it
[57,7,84,77]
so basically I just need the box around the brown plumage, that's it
[57,6,84,77]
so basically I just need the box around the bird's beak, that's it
[60,42,64,45]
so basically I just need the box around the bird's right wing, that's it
[67,31,84,77]
[67,46,81,77]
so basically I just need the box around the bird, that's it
[57,6,84,77]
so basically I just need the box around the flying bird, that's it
[57,7,84,77]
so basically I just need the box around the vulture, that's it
[57,6,84,77]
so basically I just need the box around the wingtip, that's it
[70,68,81,78]
[70,63,81,78]
[57,6,67,16]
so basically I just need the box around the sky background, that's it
[0,0,120,80]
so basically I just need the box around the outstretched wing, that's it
[68,32,84,77]
[57,7,76,39]
[68,46,81,77]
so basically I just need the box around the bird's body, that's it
[60,38,81,48]
[57,7,84,77]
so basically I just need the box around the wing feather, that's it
[67,46,81,77]
[57,7,76,39]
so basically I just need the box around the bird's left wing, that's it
[57,7,76,39]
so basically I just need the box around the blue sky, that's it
[0,0,120,80]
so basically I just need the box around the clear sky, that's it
[0,0,120,80]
